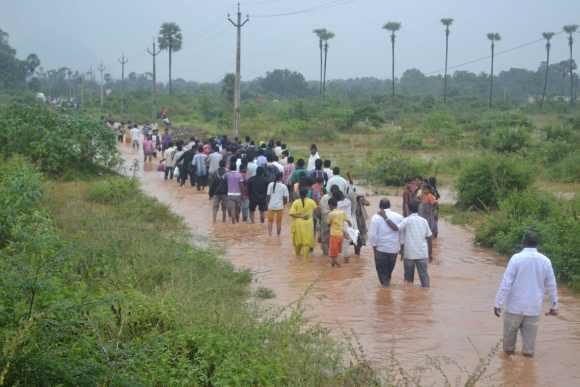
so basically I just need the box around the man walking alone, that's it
[494,231,558,357]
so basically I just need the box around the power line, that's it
[252,0,356,18]
[425,31,568,76]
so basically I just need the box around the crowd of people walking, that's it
[110,120,561,358]
[112,121,444,288]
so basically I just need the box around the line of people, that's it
[149,133,443,288]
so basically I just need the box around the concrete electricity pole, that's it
[146,39,161,120]
[228,2,249,138]
[118,53,128,115]
[97,62,106,111]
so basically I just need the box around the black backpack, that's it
[210,170,228,197]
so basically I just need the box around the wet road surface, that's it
[123,146,580,386]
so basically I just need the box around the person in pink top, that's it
[283,156,295,185]
[143,135,155,163]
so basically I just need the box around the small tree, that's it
[158,22,183,95]
[313,28,327,97]
[487,33,501,108]
[563,25,579,105]
[383,22,401,97]
[540,32,555,107]
[441,18,454,103]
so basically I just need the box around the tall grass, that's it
[1,173,379,385]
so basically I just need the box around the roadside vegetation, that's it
[0,105,379,386]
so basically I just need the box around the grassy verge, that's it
[1,167,378,385]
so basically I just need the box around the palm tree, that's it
[563,24,578,105]
[540,32,555,108]
[158,22,183,95]
[320,30,335,99]
[441,18,454,103]
[383,22,401,97]
[313,28,327,97]
[487,32,501,108]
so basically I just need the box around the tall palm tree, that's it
[540,32,555,108]
[383,22,401,97]
[320,30,335,99]
[158,22,183,95]
[441,18,454,103]
[563,24,578,105]
[487,32,501,108]
[313,28,327,97]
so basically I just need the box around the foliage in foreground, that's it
[475,190,580,288]
[0,104,118,176]
[0,168,378,386]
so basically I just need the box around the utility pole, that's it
[146,39,161,120]
[79,75,85,109]
[118,53,128,115]
[228,2,249,138]
[87,67,94,103]
[97,62,106,111]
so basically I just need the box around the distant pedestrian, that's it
[494,231,558,358]
[369,199,404,287]
[130,125,141,151]
[247,166,269,223]
[289,188,317,258]
[307,144,320,172]
[327,197,351,267]
[225,159,245,224]
[192,146,208,191]
[143,135,155,163]
[266,172,289,236]
[209,160,228,223]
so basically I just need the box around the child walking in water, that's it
[327,197,351,267]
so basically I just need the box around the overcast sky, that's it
[2,0,579,83]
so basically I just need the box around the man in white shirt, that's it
[266,177,289,236]
[396,201,433,288]
[326,167,349,196]
[307,144,320,172]
[130,125,141,151]
[494,231,558,357]
[369,199,404,287]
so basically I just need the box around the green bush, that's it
[0,156,43,245]
[476,191,580,288]
[424,110,462,145]
[550,152,580,182]
[86,176,139,204]
[0,104,119,176]
[400,133,424,149]
[367,151,432,186]
[483,126,530,153]
[456,155,534,209]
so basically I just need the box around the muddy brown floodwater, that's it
[123,145,580,386]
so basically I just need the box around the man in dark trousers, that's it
[369,199,404,287]
[176,146,195,187]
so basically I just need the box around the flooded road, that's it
[125,146,580,386]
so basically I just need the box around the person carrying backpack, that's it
[209,160,228,223]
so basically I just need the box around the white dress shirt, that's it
[326,175,349,196]
[399,213,432,260]
[495,248,558,316]
[307,152,320,171]
[368,209,404,254]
